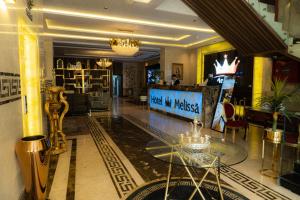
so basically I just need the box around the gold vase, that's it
[264,128,283,143]
[15,135,50,200]
[45,86,69,154]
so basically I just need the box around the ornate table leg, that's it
[45,86,69,155]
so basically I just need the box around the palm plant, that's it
[258,78,300,132]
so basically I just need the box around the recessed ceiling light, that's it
[133,0,152,3]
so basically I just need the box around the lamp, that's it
[96,58,112,68]
[4,0,16,3]
[109,38,139,56]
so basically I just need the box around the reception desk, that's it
[149,85,220,128]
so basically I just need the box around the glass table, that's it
[146,137,248,200]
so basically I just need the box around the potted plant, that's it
[258,78,300,142]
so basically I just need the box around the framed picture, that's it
[172,63,183,80]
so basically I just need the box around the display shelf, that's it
[54,66,111,94]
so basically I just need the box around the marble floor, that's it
[47,98,300,200]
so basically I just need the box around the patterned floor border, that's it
[122,114,292,200]
[87,117,138,199]
[46,139,77,200]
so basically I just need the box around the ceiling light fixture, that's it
[109,38,140,56]
[96,58,112,68]
[47,24,190,41]
[133,0,152,3]
[34,7,215,32]
[54,40,161,50]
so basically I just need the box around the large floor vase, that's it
[16,135,50,200]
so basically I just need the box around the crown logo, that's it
[165,97,172,107]
[214,54,240,75]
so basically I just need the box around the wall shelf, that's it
[54,58,112,113]
[54,67,111,94]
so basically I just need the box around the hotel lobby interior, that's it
[1,0,300,200]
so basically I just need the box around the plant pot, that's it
[15,135,50,200]
[264,128,283,143]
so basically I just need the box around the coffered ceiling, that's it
[40,0,221,61]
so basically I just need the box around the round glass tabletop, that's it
[146,137,248,169]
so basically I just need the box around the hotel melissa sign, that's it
[149,88,202,120]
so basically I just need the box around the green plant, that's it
[258,78,300,131]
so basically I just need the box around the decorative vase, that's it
[264,128,283,143]
[15,135,50,200]
[45,86,69,154]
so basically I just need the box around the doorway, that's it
[113,75,122,97]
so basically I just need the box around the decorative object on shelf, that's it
[15,135,50,200]
[76,61,82,69]
[65,62,82,70]
[45,86,69,154]
[179,118,210,150]
[87,59,90,69]
[109,38,139,56]
[57,59,64,69]
[96,58,112,68]
[258,78,300,142]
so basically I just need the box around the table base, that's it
[164,148,224,200]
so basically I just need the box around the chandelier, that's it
[96,58,112,68]
[109,38,140,56]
